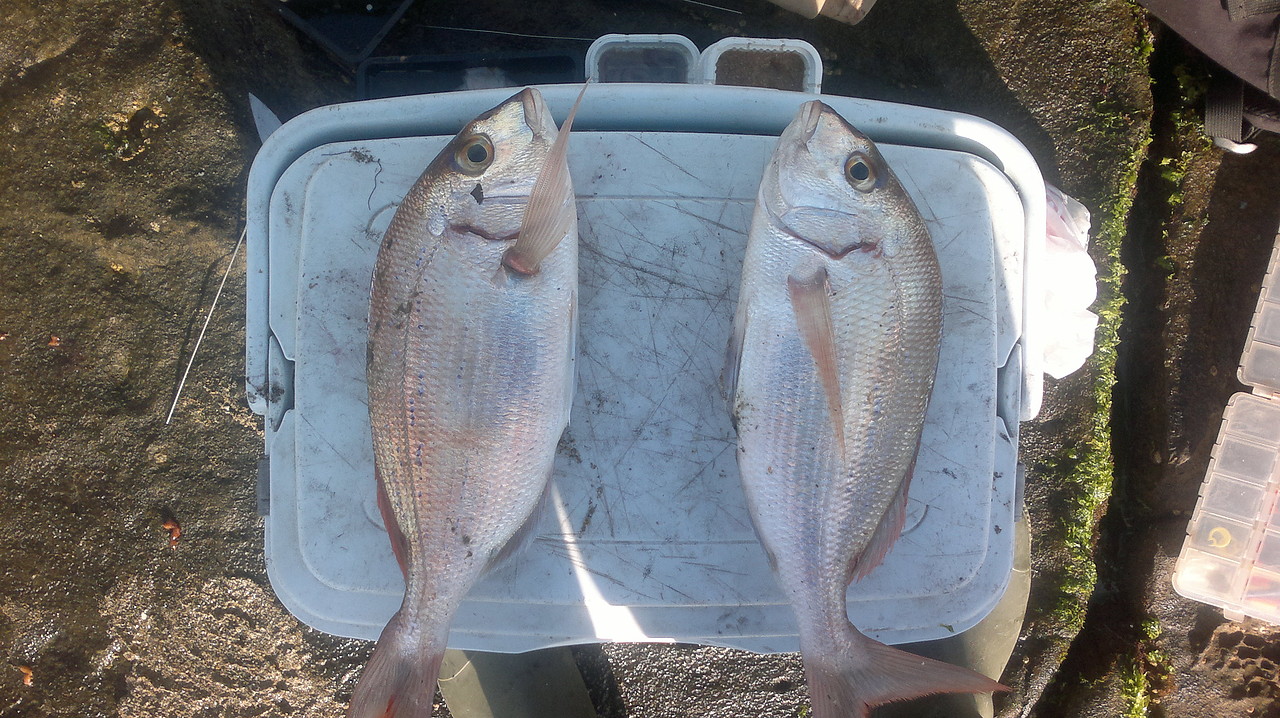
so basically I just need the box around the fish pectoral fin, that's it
[502,83,588,276]
[786,264,846,458]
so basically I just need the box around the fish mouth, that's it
[795,101,826,145]
[518,88,544,127]
[516,87,558,140]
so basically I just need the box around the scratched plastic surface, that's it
[1175,229,1280,624]
[259,129,1024,652]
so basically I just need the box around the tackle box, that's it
[245,82,1046,652]
[1174,227,1280,623]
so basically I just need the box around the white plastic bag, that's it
[1042,184,1099,379]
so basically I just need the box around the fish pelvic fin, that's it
[786,263,846,459]
[347,611,443,718]
[804,628,1007,718]
[502,83,588,276]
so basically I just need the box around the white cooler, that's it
[244,83,1045,653]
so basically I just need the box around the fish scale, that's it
[729,100,1002,718]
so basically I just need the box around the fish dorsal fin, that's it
[502,83,588,276]
[787,263,846,459]
[723,301,748,408]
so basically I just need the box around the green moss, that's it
[1045,119,1151,632]
[1129,1,1156,63]
[1120,656,1151,718]
[1172,63,1210,106]
[1140,617,1161,641]
[1157,108,1211,207]
[1041,7,1154,627]
[1119,618,1172,717]
[92,120,121,154]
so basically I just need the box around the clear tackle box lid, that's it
[1175,227,1280,623]
[244,82,1046,652]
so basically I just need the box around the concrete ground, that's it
[0,0,1277,716]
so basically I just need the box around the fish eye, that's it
[455,135,494,174]
[844,153,877,192]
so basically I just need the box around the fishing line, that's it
[678,0,743,14]
[165,227,245,425]
[421,25,597,42]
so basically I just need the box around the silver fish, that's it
[727,101,1006,718]
[351,86,582,718]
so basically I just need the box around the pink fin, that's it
[502,83,587,275]
[849,450,920,581]
[486,471,553,571]
[787,264,846,458]
[347,611,444,718]
[375,466,410,580]
[805,630,1007,718]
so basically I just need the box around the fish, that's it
[351,85,583,718]
[726,100,1007,718]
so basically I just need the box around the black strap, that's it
[1206,76,1247,142]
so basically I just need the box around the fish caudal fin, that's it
[347,612,443,718]
[805,629,1006,718]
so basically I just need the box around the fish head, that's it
[761,101,920,260]
[427,88,559,243]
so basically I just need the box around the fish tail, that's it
[347,611,443,718]
[805,626,1006,718]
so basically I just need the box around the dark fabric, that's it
[1141,0,1279,98]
